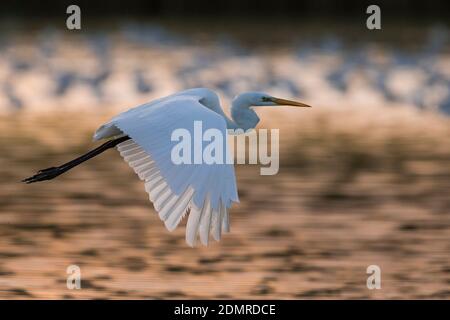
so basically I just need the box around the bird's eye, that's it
[261,97,270,102]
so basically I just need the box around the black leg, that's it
[22,136,131,184]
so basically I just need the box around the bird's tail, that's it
[22,136,131,184]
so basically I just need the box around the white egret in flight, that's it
[23,88,311,246]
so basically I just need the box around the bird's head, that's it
[230,92,312,131]
[235,92,312,108]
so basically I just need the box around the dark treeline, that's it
[1,0,449,19]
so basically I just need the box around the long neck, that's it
[200,90,259,131]
[227,95,260,131]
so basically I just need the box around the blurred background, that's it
[0,0,449,299]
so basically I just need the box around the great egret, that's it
[22,88,311,246]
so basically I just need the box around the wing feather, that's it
[222,206,230,233]
[186,202,204,247]
[213,203,225,241]
[164,188,195,231]
[97,94,239,246]
[199,199,212,246]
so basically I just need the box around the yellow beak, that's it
[270,97,312,108]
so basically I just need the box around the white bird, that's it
[22,88,311,246]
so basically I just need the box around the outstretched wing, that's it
[94,95,239,246]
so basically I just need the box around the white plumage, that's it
[92,88,310,246]
[94,90,238,246]
[23,88,309,246]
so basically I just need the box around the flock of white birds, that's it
[0,24,449,115]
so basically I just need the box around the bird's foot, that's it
[21,166,62,184]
